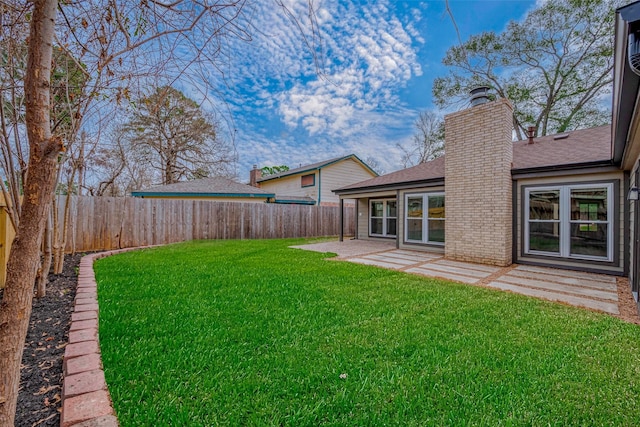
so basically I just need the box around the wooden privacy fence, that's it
[56,196,355,252]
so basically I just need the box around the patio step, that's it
[349,257,406,270]
[497,274,618,301]
[507,269,617,292]
[486,281,619,315]
[406,267,481,284]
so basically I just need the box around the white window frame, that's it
[369,198,397,238]
[404,192,445,245]
[524,183,613,262]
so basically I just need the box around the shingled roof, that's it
[131,176,275,198]
[335,157,445,193]
[512,125,612,170]
[335,125,613,194]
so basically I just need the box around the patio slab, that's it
[292,240,621,315]
[290,239,395,258]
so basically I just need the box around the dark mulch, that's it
[0,254,82,427]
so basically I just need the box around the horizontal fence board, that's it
[56,196,355,253]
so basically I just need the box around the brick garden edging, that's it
[61,248,152,427]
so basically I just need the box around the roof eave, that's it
[510,160,615,177]
[273,199,316,205]
[334,177,445,195]
[612,3,640,166]
[130,192,275,198]
[257,166,321,183]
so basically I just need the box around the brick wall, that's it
[444,98,513,266]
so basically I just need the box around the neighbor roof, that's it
[335,125,612,194]
[131,177,275,198]
[257,154,378,183]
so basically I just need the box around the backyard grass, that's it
[95,239,640,426]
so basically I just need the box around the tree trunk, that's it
[36,212,53,298]
[52,193,61,273]
[55,170,76,274]
[0,1,60,424]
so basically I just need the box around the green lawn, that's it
[95,239,640,426]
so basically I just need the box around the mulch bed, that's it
[0,253,639,426]
[0,254,81,427]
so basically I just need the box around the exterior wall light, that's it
[628,186,640,201]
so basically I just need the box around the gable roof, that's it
[131,177,275,198]
[257,154,378,183]
[335,125,613,194]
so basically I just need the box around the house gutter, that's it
[130,192,275,198]
[510,160,617,177]
[612,2,640,166]
[334,178,445,196]
[273,199,316,205]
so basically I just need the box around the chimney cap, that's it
[527,126,536,144]
[469,85,491,107]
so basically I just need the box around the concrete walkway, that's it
[293,240,619,315]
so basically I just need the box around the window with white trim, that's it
[405,193,445,245]
[525,183,613,261]
[369,199,396,237]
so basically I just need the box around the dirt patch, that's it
[0,254,81,427]
[616,276,640,324]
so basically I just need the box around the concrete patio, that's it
[291,240,620,315]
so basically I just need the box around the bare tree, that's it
[0,1,248,422]
[398,111,444,168]
[0,1,60,423]
[364,156,384,175]
[0,0,322,421]
[124,86,234,186]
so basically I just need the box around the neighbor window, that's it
[405,192,445,245]
[525,183,613,261]
[369,199,396,238]
[301,174,315,187]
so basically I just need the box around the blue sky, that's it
[202,0,538,180]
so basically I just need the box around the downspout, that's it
[317,169,321,205]
[339,198,344,242]
[354,199,358,240]
[396,189,400,249]
[512,180,518,264]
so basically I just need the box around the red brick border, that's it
[61,248,155,427]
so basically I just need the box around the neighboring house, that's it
[251,154,378,206]
[131,176,275,203]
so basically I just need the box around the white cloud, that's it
[211,0,426,176]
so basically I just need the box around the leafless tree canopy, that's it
[398,111,444,168]
[123,85,235,187]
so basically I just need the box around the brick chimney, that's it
[444,97,513,266]
[249,164,262,187]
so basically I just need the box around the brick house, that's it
[335,100,622,275]
[334,1,640,314]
